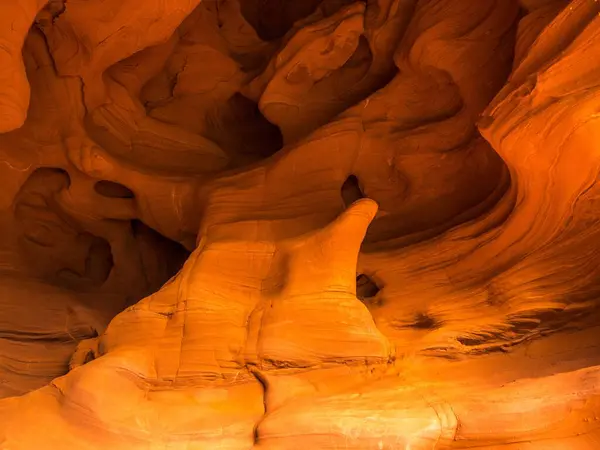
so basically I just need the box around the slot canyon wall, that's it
[0,0,600,448]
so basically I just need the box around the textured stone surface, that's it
[1,0,600,448]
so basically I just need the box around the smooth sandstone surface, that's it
[1,0,600,448]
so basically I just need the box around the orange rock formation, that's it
[1,0,600,448]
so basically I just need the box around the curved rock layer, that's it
[0,0,600,448]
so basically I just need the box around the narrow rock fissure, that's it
[341,174,365,208]
[248,366,269,444]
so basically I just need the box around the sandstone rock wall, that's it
[0,0,600,448]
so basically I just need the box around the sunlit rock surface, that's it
[1,0,600,448]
